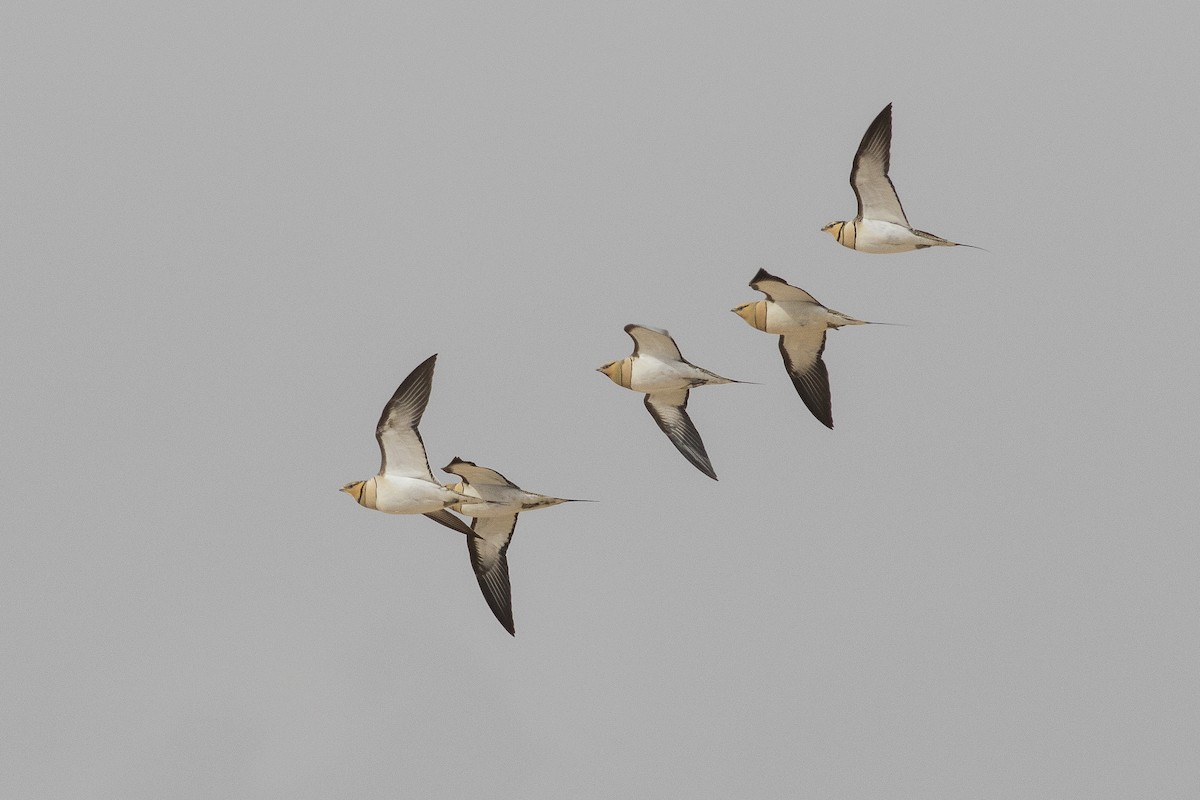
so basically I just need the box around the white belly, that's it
[373,475,454,514]
[854,219,922,253]
[764,301,828,334]
[628,358,693,394]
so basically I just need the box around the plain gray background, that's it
[4,2,1199,797]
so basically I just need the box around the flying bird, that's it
[822,103,979,253]
[443,457,585,636]
[340,354,478,538]
[733,269,871,428]
[598,324,739,480]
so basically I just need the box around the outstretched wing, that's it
[424,509,478,538]
[375,354,437,480]
[850,103,909,226]
[749,268,822,306]
[443,457,520,489]
[625,324,684,362]
[467,514,519,636]
[644,388,717,480]
[779,333,833,429]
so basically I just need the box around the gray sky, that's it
[4,2,1199,797]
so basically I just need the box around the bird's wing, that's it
[779,332,833,429]
[375,354,437,480]
[644,388,717,480]
[424,509,479,538]
[443,457,520,489]
[625,324,684,362]
[850,103,909,226]
[749,268,822,305]
[467,514,519,636]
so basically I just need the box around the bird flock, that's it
[342,103,978,635]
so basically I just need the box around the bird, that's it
[443,457,585,636]
[340,354,479,538]
[733,269,871,428]
[822,103,979,253]
[598,324,739,480]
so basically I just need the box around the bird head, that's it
[340,481,366,503]
[821,221,844,238]
[732,300,767,331]
[597,359,630,388]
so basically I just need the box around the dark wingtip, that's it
[494,605,515,636]
[863,104,892,140]
[443,456,475,473]
[683,448,719,481]
[750,268,779,286]
[423,510,478,538]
